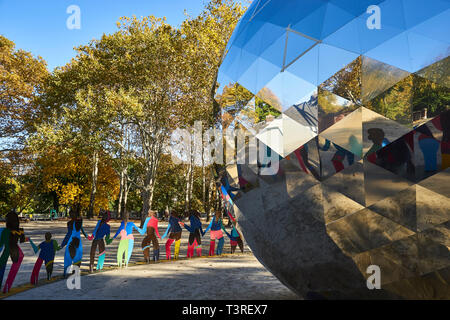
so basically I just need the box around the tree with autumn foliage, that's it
[2,1,247,219]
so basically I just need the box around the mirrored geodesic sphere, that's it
[215,0,450,299]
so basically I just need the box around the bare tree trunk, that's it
[202,160,206,214]
[118,168,125,219]
[122,176,130,221]
[206,172,215,215]
[184,162,192,214]
[87,150,99,219]
[141,169,157,225]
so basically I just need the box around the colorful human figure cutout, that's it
[29,232,61,284]
[88,210,112,272]
[161,211,183,260]
[139,210,161,263]
[183,210,204,258]
[111,218,143,267]
[203,211,225,256]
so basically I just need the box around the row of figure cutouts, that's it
[0,209,243,293]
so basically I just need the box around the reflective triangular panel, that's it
[285,44,320,86]
[214,72,236,100]
[216,82,254,116]
[243,21,286,58]
[323,14,362,55]
[257,70,317,112]
[234,97,258,132]
[408,7,450,45]
[411,75,450,120]
[284,29,318,70]
[358,0,408,54]
[417,233,450,275]
[238,56,280,95]
[416,184,450,232]
[351,234,420,285]
[329,0,385,18]
[287,137,321,182]
[322,159,365,207]
[362,107,412,156]
[290,4,327,41]
[326,207,416,257]
[364,160,413,207]
[366,130,416,183]
[318,44,360,86]
[283,89,318,128]
[417,167,450,198]
[320,107,363,157]
[414,124,444,182]
[415,55,450,89]
[364,75,414,126]
[361,56,411,103]
[322,184,365,225]
[407,31,450,73]
[319,137,362,181]
[255,113,318,158]
[401,0,450,30]
[319,56,362,105]
[419,221,450,248]
[368,185,417,232]
[259,32,286,70]
[364,32,414,73]
[320,2,358,40]
[318,88,358,133]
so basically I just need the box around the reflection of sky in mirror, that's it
[261,71,316,111]
[222,0,449,88]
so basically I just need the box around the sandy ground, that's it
[1,220,300,300]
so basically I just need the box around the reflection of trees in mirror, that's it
[319,57,362,106]
[412,74,450,121]
[256,87,283,112]
[255,97,281,123]
[217,83,254,116]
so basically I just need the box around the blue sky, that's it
[0,0,247,71]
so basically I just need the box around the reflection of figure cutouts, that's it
[293,142,321,180]
[112,218,142,268]
[222,225,244,254]
[88,210,112,272]
[436,110,450,169]
[183,210,204,258]
[376,132,414,176]
[161,211,183,260]
[236,164,250,189]
[365,128,389,162]
[62,209,88,277]
[348,135,363,156]
[416,124,440,172]
[320,139,355,173]
[203,211,225,256]
[139,210,161,263]
[222,207,244,254]
[29,232,61,284]
[220,175,240,200]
